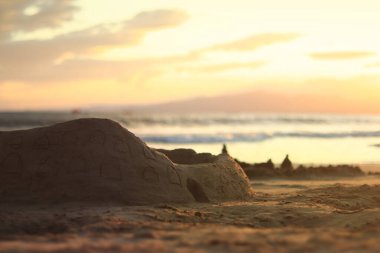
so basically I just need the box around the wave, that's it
[3,112,380,130]
[141,130,380,143]
[2,113,380,145]
[118,115,380,126]
[0,112,84,130]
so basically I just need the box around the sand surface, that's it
[1,119,379,252]
[1,177,380,253]
[0,119,253,205]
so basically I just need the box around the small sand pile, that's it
[156,148,216,164]
[0,118,253,204]
[177,155,253,202]
[158,148,253,202]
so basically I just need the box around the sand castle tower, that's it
[221,143,229,155]
[266,159,274,169]
[280,154,293,171]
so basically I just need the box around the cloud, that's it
[0,9,189,82]
[310,51,376,60]
[0,51,199,83]
[127,9,189,30]
[366,62,380,68]
[0,0,78,40]
[0,5,294,85]
[207,33,300,52]
[179,61,266,73]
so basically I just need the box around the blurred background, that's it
[1,0,380,167]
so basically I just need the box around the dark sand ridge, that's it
[0,118,253,204]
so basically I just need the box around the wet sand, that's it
[1,177,380,253]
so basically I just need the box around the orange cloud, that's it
[310,51,376,60]
[127,9,189,31]
[366,62,380,68]
[0,0,78,41]
[178,61,266,73]
[0,9,189,82]
[207,33,300,51]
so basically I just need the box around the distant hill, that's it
[122,90,378,114]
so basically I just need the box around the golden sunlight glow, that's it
[1,0,380,112]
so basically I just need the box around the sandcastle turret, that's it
[266,159,274,169]
[221,143,229,155]
[280,154,293,171]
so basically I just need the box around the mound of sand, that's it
[0,118,253,204]
[157,148,253,202]
[156,148,217,164]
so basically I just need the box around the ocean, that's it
[1,111,380,169]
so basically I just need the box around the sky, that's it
[1,0,380,112]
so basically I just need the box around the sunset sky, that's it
[1,0,380,112]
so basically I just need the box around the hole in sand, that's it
[186,178,209,203]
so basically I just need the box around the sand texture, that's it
[0,183,380,252]
[0,118,252,204]
[1,118,379,252]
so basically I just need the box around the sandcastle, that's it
[0,118,253,204]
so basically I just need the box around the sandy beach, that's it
[2,0,380,251]
[0,118,380,253]
[1,180,380,253]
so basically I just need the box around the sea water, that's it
[1,111,380,169]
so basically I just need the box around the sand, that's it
[0,182,380,252]
[1,119,380,252]
[0,118,252,204]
